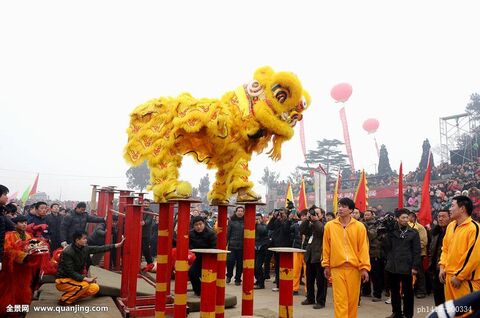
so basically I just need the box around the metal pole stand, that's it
[268,247,305,318]
[238,201,265,316]
[155,202,175,318]
[169,198,202,318]
[191,249,230,318]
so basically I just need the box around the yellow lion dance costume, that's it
[124,66,310,204]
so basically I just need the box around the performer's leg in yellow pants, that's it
[444,274,480,301]
[55,278,100,304]
[331,266,361,318]
[293,252,306,292]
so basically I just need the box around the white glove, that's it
[61,241,68,248]
[0,262,2,271]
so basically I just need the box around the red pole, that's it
[200,253,218,317]
[103,189,115,270]
[155,202,173,317]
[215,205,228,318]
[278,252,294,318]
[167,203,174,297]
[174,200,191,318]
[126,203,143,309]
[241,203,256,316]
[116,190,131,270]
[120,196,134,299]
[91,189,106,235]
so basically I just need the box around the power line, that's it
[0,168,127,179]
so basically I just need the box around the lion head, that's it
[253,66,310,127]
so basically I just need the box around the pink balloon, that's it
[362,118,380,134]
[331,83,353,102]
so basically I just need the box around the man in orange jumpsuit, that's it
[322,197,370,318]
[439,195,480,301]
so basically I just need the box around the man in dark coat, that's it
[254,212,270,289]
[46,203,64,252]
[60,202,105,246]
[301,206,327,309]
[141,199,155,272]
[226,206,245,285]
[429,209,451,305]
[55,230,124,305]
[188,216,217,296]
[383,208,421,318]
[267,207,292,291]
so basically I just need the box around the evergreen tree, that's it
[126,161,150,192]
[378,144,393,176]
[198,174,210,207]
[302,139,350,178]
[417,139,436,181]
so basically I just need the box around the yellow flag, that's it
[285,182,294,208]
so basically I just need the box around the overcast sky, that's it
[1,1,479,201]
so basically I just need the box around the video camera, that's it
[375,214,397,233]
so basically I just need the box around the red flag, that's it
[398,162,404,208]
[29,174,39,197]
[418,154,432,226]
[298,176,307,211]
[354,170,368,212]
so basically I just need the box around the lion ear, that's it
[302,89,311,107]
[254,66,275,84]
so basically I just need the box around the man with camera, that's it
[267,207,292,291]
[300,205,328,309]
[383,208,421,318]
[362,209,386,302]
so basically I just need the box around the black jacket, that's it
[363,219,385,259]
[383,225,422,275]
[189,227,217,249]
[429,225,447,272]
[255,223,270,249]
[303,220,324,263]
[57,243,114,281]
[290,221,302,249]
[60,211,105,244]
[0,211,15,262]
[267,217,292,248]
[142,209,154,238]
[45,213,63,247]
[227,214,244,250]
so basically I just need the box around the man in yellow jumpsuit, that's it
[439,195,480,301]
[322,197,371,318]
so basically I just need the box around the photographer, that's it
[362,209,386,301]
[301,206,327,309]
[267,207,292,291]
[383,208,421,318]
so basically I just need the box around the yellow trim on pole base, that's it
[174,293,187,305]
[175,260,189,271]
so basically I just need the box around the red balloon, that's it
[363,118,379,134]
[331,83,353,102]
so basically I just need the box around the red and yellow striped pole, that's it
[194,250,226,318]
[215,205,228,318]
[172,199,201,318]
[268,248,303,318]
[241,202,257,316]
[155,202,173,318]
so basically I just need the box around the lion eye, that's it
[271,84,289,103]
